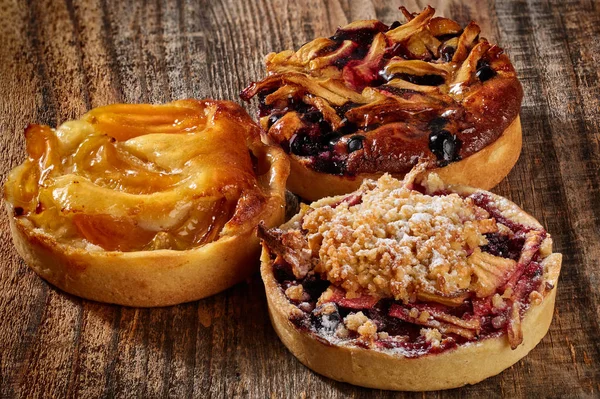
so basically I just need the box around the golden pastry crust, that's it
[259,171,561,390]
[4,99,290,307]
[287,117,521,201]
[241,6,523,200]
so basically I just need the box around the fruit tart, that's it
[4,99,289,307]
[258,166,561,390]
[242,6,523,201]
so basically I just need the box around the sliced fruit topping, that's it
[258,223,312,279]
[389,304,478,340]
[469,249,517,298]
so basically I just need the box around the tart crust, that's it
[287,117,521,201]
[260,179,561,391]
[5,100,290,307]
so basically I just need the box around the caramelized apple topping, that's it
[5,100,271,252]
[242,6,523,176]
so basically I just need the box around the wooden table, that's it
[1,0,599,397]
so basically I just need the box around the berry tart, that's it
[4,99,289,307]
[258,166,561,390]
[242,6,523,201]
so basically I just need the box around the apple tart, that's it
[242,6,523,200]
[4,99,289,307]
[259,167,561,390]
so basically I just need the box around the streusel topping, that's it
[301,174,498,302]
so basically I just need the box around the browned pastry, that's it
[4,99,290,307]
[242,6,523,200]
[259,168,561,390]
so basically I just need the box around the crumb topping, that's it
[302,174,499,302]
[344,311,378,338]
[285,284,305,302]
[420,328,442,346]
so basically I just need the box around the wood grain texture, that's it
[1,0,599,397]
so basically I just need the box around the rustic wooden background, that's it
[1,0,599,397]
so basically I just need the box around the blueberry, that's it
[429,130,461,165]
[302,276,330,299]
[290,134,309,155]
[347,135,365,152]
[440,45,456,62]
[476,60,496,82]
[303,110,324,124]
[257,92,274,117]
[290,133,320,156]
[389,20,402,30]
[287,97,312,114]
[410,74,445,86]
[482,233,524,261]
[476,65,496,82]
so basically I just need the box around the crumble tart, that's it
[259,168,561,391]
[4,99,289,307]
[242,6,523,200]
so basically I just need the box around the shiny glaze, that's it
[241,6,523,176]
[5,100,268,252]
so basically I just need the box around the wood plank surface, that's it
[1,0,599,397]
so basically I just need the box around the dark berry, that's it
[388,20,402,30]
[335,102,359,118]
[440,44,456,62]
[302,275,330,299]
[330,22,387,45]
[272,261,295,283]
[312,157,346,175]
[290,134,319,156]
[287,97,313,114]
[289,134,304,155]
[428,130,461,164]
[257,91,274,117]
[303,110,324,124]
[347,135,365,152]
[14,206,24,216]
[409,74,445,86]
[476,65,496,82]
[482,233,524,261]
[476,60,496,82]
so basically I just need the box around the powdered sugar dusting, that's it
[302,174,498,302]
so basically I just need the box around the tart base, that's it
[262,250,558,391]
[260,180,562,391]
[287,116,522,201]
